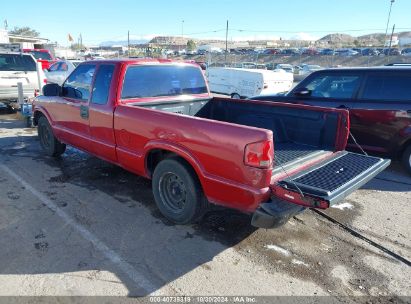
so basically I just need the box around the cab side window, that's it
[91,65,115,105]
[62,64,96,101]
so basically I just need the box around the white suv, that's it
[0,52,45,107]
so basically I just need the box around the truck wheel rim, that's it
[39,124,51,149]
[159,172,187,213]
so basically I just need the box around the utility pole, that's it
[225,20,229,63]
[387,24,396,58]
[384,0,395,46]
[128,30,130,58]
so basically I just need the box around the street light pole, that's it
[182,20,184,49]
[384,0,395,46]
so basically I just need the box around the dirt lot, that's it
[0,111,410,301]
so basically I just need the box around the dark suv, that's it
[251,67,411,174]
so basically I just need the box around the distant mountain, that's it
[318,33,355,43]
[100,39,148,46]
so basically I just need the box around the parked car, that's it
[33,59,389,228]
[336,49,359,56]
[362,48,380,56]
[298,64,323,76]
[207,67,293,98]
[250,67,411,174]
[383,48,401,56]
[233,62,257,69]
[45,60,83,85]
[23,48,56,70]
[0,51,46,108]
[255,63,267,70]
[320,49,337,56]
[263,48,281,55]
[275,64,294,73]
[301,48,319,56]
[280,48,300,56]
[401,48,411,56]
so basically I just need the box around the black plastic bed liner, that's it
[274,142,320,165]
[278,151,391,206]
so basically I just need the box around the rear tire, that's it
[231,93,241,99]
[152,158,208,224]
[38,116,66,157]
[402,145,411,175]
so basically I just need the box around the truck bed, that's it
[120,96,388,210]
[136,97,343,169]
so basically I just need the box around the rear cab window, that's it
[121,64,208,101]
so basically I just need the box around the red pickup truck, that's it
[33,59,390,228]
[23,48,55,70]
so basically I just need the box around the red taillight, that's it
[244,140,273,169]
[43,78,47,84]
[34,89,40,97]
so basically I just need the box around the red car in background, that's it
[23,49,55,70]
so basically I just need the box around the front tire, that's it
[38,116,66,157]
[231,93,241,99]
[402,145,411,175]
[152,158,208,224]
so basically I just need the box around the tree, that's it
[187,40,196,51]
[9,26,40,37]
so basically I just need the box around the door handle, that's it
[80,105,89,119]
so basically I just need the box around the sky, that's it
[2,0,411,46]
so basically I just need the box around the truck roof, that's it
[80,58,197,66]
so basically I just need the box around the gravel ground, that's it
[0,111,409,302]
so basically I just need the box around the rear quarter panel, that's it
[114,104,273,211]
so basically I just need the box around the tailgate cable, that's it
[349,130,368,156]
[344,116,368,156]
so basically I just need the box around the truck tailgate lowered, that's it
[274,151,391,208]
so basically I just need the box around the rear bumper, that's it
[251,198,306,229]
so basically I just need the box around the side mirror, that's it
[42,83,61,96]
[293,87,311,97]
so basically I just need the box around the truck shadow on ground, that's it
[0,133,259,296]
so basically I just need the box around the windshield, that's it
[0,54,37,71]
[121,65,208,99]
[29,51,52,60]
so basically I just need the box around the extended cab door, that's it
[88,64,117,163]
[54,63,96,152]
